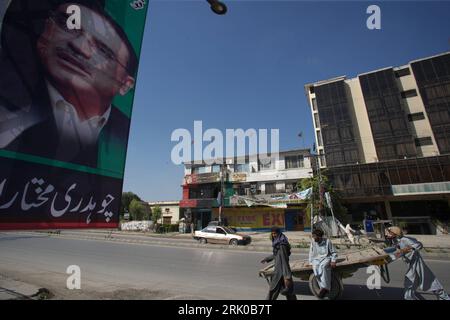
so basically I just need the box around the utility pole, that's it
[310,153,324,232]
[219,162,225,224]
[299,135,323,233]
[317,153,324,218]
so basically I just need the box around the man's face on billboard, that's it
[37,3,135,102]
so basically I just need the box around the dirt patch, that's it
[0,268,175,300]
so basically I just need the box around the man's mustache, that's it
[55,47,93,75]
[53,46,126,86]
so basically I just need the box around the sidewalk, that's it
[0,275,43,300]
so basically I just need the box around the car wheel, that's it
[230,239,238,246]
[199,238,207,244]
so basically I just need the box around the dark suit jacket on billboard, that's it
[2,86,130,168]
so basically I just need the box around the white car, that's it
[193,226,251,246]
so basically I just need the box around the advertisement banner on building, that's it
[212,207,286,231]
[0,0,149,230]
[230,173,247,182]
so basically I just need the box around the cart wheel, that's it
[308,272,343,300]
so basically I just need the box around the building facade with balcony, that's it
[305,51,450,234]
[180,149,313,232]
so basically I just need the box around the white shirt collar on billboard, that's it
[46,81,111,146]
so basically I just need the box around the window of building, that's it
[390,118,408,132]
[393,142,416,159]
[344,149,359,163]
[259,159,274,170]
[377,144,396,160]
[339,126,354,140]
[234,185,247,196]
[415,137,433,147]
[371,120,391,135]
[401,89,418,98]
[312,98,317,111]
[319,150,326,166]
[285,182,298,193]
[317,130,323,146]
[309,86,315,94]
[407,112,425,122]
[211,165,221,173]
[285,155,304,169]
[188,184,218,199]
[394,68,411,78]
[322,128,340,145]
[234,163,249,173]
[265,183,276,194]
[192,166,207,174]
[314,113,320,128]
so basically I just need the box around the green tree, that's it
[151,206,162,230]
[297,174,348,226]
[121,192,142,218]
[129,199,151,221]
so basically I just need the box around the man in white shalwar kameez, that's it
[309,229,338,299]
[386,226,450,300]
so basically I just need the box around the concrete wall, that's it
[346,78,378,163]
[396,65,440,157]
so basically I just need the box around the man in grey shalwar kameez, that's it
[261,227,297,300]
[386,226,450,300]
[309,229,338,299]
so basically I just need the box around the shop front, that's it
[212,205,308,232]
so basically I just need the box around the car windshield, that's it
[222,227,236,234]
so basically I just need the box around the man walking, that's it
[261,227,297,300]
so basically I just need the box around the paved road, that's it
[1,232,449,300]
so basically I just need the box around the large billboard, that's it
[0,0,149,230]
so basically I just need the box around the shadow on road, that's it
[292,281,409,300]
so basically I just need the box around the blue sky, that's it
[122,0,450,201]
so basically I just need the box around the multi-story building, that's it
[180,149,313,232]
[305,51,450,234]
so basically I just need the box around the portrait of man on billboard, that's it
[0,0,137,168]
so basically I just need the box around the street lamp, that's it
[207,0,228,15]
